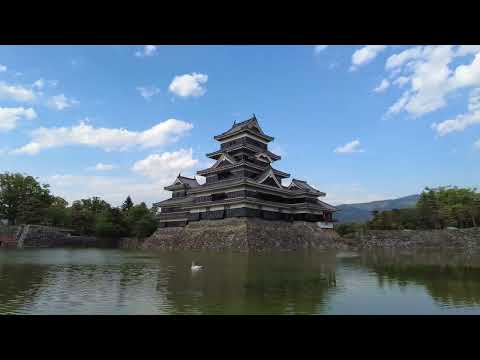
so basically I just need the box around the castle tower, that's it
[154,115,337,228]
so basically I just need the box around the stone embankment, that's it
[143,222,480,252]
[143,218,344,251]
[21,225,98,248]
[343,227,480,250]
[0,224,98,248]
[118,237,141,249]
[6,222,478,251]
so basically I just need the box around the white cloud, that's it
[350,45,387,71]
[47,94,79,110]
[0,81,36,102]
[403,48,455,116]
[384,46,452,117]
[314,45,328,54]
[168,72,208,98]
[374,79,390,93]
[13,118,193,155]
[0,79,77,110]
[88,163,117,171]
[33,79,45,89]
[383,45,480,118]
[132,148,199,182]
[46,149,199,206]
[135,45,158,57]
[385,46,423,70]
[387,91,410,116]
[0,107,37,132]
[32,79,57,89]
[432,112,480,136]
[456,45,480,57]
[46,174,168,207]
[449,52,480,88]
[334,139,365,154]
[431,88,480,136]
[136,86,160,100]
[474,139,480,150]
[392,76,409,88]
[0,64,6,72]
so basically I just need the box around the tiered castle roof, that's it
[214,115,274,142]
[161,116,326,197]
[154,115,337,225]
[164,175,200,191]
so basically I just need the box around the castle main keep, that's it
[154,116,337,228]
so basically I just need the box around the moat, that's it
[1,247,480,314]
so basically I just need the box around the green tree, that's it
[95,207,129,238]
[439,204,456,228]
[367,186,480,231]
[417,187,441,229]
[122,196,134,212]
[335,222,366,237]
[95,217,123,238]
[469,194,480,227]
[77,197,111,215]
[126,202,158,239]
[71,201,96,235]
[46,196,71,227]
[0,172,54,225]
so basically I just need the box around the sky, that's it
[0,45,479,206]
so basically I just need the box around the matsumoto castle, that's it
[154,116,337,229]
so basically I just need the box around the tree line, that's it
[0,172,158,239]
[336,186,480,236]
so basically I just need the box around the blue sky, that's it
[0,45,479,206]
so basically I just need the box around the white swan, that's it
[191,261,203,271]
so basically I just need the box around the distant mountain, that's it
[334,194,420,224]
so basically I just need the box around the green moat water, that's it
[1,248,480,314]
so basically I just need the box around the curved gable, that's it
[255,152,273,163]
[257,168,283,188]
[212,153,236,169]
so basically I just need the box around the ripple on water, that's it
[1,248,480,314]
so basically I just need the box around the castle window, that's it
[212,193,227,201]
[218,172,232,181]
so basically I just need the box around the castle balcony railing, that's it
[207,144,280,161]
[158,211,190,220]
[220,137,267,151]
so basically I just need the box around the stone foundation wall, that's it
[20,225,66,248]
[20,225,98,248]
[143,218,343,251]
[0,225,99,248]
[118,237,142,249]
[347,227,480,249]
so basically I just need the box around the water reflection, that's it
[341,249,480,309]
[1,248,480,314]
[156,251,338,314]
[0,263,48,314]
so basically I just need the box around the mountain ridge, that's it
[334,194,420,223]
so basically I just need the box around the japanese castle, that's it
[154,116,337,228]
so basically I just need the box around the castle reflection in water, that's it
[1,248,480,314]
